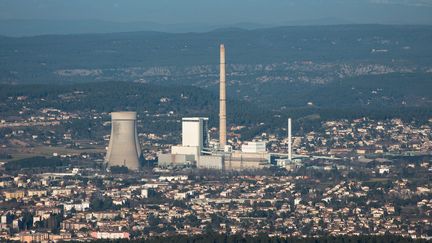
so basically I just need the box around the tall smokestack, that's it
[288,118,292,161]
[219,44,227,148]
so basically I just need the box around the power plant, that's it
[158,44,284,171]
[103,44,278,171]
[106,111,142,171]
[158,117,209,167]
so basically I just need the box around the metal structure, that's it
[106,111,141,170]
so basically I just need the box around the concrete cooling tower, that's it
[106,111,142,170]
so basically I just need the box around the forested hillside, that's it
[1,25,431,137]
[1,81,431,141]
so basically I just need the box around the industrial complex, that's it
[105,44,296,171]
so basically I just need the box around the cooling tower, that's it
[106,111,141,170]
[219,44,227,148]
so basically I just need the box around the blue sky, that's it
[0,0,431,24]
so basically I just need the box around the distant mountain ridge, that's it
[0,18,363,37]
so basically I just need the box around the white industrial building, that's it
[241,141,267,153]
[181,117,209,151]
[158,117,209,167]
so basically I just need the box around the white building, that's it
[91,231,129,240]
[241,141,267,153]
[63,202,90,212]
[182,117,209,151]
[158,117,209,167]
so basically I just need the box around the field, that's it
[0,145,105,162]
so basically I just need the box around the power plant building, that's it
[198,155,224,170]
[181,117,209,151]
[225,151,270,170]
[157,44,293,172]
[106,111,142,170]
[198,150,270,171]
[241,141,267,153]
[158,117,209,167]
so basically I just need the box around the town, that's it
[0,35,431,243]
[0,103,431,241]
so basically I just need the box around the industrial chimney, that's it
[106,111,142,170]
[288,118,292,161]
[219,44,227,148]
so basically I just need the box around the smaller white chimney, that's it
[288,118,292,161]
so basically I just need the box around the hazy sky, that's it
[1,0,431,24]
